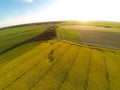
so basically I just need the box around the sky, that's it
[0,0,120,27]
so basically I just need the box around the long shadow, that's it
[0,26,57,55]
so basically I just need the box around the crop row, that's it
[0,40,120,90]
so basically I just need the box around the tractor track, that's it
[2,42,63,90]
[56,47,80,90]
[103,52,110,90]
[29,45,72,89]
[84,49,92,90]
[2,49,52,90]
[0,43,52,78]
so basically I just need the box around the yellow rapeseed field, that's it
[0,40,120,90]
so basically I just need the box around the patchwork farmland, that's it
[61,25,120,49]
[0,21,120,90]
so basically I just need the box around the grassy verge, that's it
[57,28,81,43]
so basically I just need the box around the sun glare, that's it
[0,0,120,27]
[44,0,120,22]
[29,0,119,23]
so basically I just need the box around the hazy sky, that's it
[0,0,120,27]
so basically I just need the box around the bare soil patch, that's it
[77,30,120,49]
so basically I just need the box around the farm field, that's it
[61,25,120,49]
[0,40,120,90]
[0,21,120,90]
[57,27,81,43]
[0,25,47,54]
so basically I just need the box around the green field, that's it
[0,21,120,90]
[57,27,81,43]
[0,25,47,54]
[60,23,120,49]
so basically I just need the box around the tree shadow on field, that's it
[29,26,57,42]
[0,26,58,55]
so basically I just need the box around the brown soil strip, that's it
[78,30,120,50]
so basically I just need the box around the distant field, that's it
[0,40,120,90]
[78,30,120,49]
[1,21,120,54]
[59,21,120,28]
[61,25,120,33]
[62,25,120,49]
[57,27,81,43]
[0,21,120,90]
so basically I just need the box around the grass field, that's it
[0,21,120,90]
[57,27,81,43]
[0,25,47,54]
